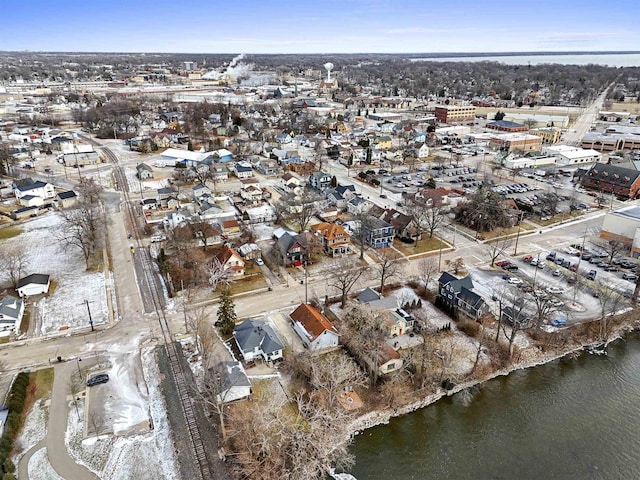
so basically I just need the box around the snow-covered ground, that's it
[0,214,108,335]
[251,223,276,241]
[28,448,63,480]
[122,167,168,194]
[67,345,180,479]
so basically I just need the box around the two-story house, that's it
[234,161,253,179]
[215,245,245,277]
[437,272,489,321]
[309,171,332,192]
[276,232,310,267]
[13,178,55,201]
[310,222,351,257]
[290,303,340,352]
[233,318,284,363]
[364,217,395,248]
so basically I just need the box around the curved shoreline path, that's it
[47,361,99,480]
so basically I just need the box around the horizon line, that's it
[2,50,640,56]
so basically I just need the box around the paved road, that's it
[47,361,100,480]
[562,83,615,146]
[17,439,46,480]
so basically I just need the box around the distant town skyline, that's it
[2,0,639,54]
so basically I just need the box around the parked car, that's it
[546,252,557,261]
[522,255,533,263]
[379,194,387,199]
[552,269,561,277]
[536,261,546,269]
[551,317,567,327]
[586,270,597,281]
[508,277,523,285]
[496,260,512,267]
[622,272,638,281]
[255,258,264,266]
[87,374,109,387]
[546,286,565,294]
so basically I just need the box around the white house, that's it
[290,303,339,352]
[215,362,252,403]
[0,295,24,332]
[233,318,284,362]
[16,274,50,297]
[417,143,430,159]
[234,161,253,179]
[13,180,55,200]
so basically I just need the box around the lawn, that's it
[20,368,55,427]
[479,222,536,240]
[0,226,22,240]
[216,273,268,297]
[394,236,447,256]
[536,210,584,227]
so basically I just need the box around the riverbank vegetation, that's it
[208,278,640,480]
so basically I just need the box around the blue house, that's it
[364,217,395,248]
[275,133,293,145]
[214,149,234,163]
[412,132,427,143]
[309,171,332,192]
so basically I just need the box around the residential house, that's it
[325,189,347,209]
[275,132,293,144]
[369,344,403,376]
[382,209,415,240]
[16,274,50,297]
[276,232,309,266]
[347,196,373,215]
[13,179,55,200]
[215,361,252,403]
[136,163,154,180]
[417,143,430,159]
[255,159,281,176]
[290,303,340,352]
[10,206,39,220]
[375,309,414,338]
[376,136,393,150]
[233,318,284,362]
[222,219,241,236]
[157,186,178,200]
[0,295,24,332]
[215,245,245,277]
[437,272,489,320]
[244,204,276,224]
[54,190,78,209]
[309,171,332,192]
[357,287,399,311]
[234,162,253,179]
[310,222,351,257]
[240,185,263,205]
[364,217,395,248]
[192,183,212,200]
[581,164,640,199]
[214,148,234,163]
[336,184,356,200]
[237,242,261,260]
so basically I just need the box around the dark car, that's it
[504,264,519,271]
[86,374,109,387]
[546,252,557,261]
[379,194,387,199]
[580,252,592,261]
[622,272,638,281]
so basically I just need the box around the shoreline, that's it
[346,321,640,439]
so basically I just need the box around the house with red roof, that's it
[215,245,245,277]
[290,303,339,352]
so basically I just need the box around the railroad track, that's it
[101,144,212,479]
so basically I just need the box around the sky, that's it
[1,0,639,54]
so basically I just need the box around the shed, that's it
[16,274,51,297]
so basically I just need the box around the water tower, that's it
[323,62,334,82]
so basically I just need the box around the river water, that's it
[409,53,640,67]
[351,334,640,480]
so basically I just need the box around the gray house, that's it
[136,163,154,180]
[233,318,284,363]
[437,272,489,320]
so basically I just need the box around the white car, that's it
[564,247,579,255]
[546,286,565,294]
[150,234,166,243]
[536,261,546,269]
[508,277,523,285]
[255,258,264,266]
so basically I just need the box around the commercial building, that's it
[600,206,640,257]
[581,163,640,199]
[489,133,542,153]
[544,145,602,166]
[434,105,476,124]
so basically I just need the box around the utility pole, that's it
[304,264,308,303]
[85,299,94,331]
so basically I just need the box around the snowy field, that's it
[28,448,63,480]
[0,214,108,335]
[67,346,180,479]
[122,167,168,194]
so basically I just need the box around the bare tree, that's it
[328,263,367,309]
[352,212,375,260]
[372,248,403,295]
[276,190,323,233]
[0,244,28,289]
[207,257,232,291]
[295,350,367,409]
[596,283,625,342]
[415,257,439,289]
[192,221,220,251]
[502,290,532,359]
[486,236,513,267]
[529,290,556,328]
[406,197,445,241]
[594,239,630,264]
